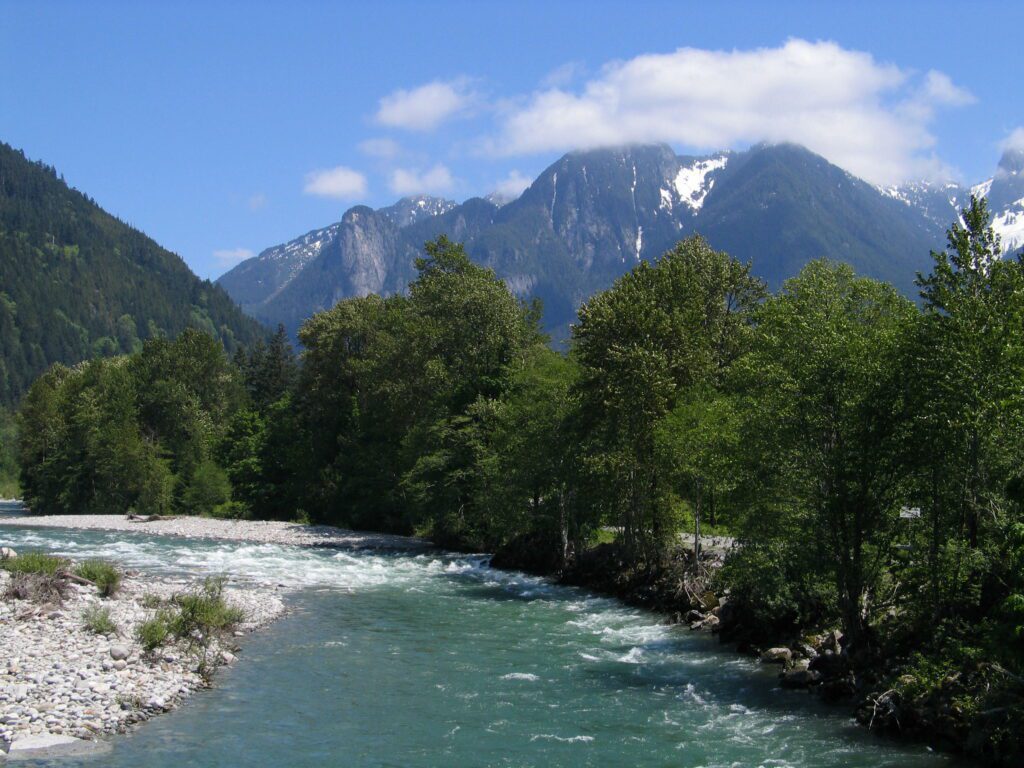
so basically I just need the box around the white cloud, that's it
[376,79,473,131]
[540,61,586,89]
[1001,127,1024,152]
[213,248,254,268]
[247,193,267,210]
[358,137,402,159]
[492,170,532,200]
[389,164,455,196]
[490,39,973,185]
[303,165,368,199]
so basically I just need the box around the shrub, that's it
[138,613,171,651]
[169,577,245,641]
[1,551,66,576]
[205,500,251,520]
[141,592,163,609]
[75,559,122,597]
[183,460,232,516]
[137,578,245,655]
[82,605,117,635]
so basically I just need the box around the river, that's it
[0,522,962,767]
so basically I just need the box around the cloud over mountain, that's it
[489,40,971,185]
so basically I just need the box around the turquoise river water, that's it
[0,521,965,768]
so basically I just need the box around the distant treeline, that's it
[14,201,1024,764]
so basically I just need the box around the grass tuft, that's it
[74,559,122,597]
[1,551,67,576]
[82,605,117,635]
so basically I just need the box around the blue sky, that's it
[2,0,1022,279]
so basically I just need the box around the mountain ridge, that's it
[0,141,265,405]
[220,142,1020,342]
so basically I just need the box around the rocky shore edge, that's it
[491,534,1005,765]
[0,549,285,759]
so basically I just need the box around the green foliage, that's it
[204,501,250,520]
[0,141,265,407]
[728,260,917,649]
[1,551,66,575]
[183,460,232,516]
[137,578,244,653]
[167,577,246,641]
[572,235,764,559]
[74,559,122,597]
[17,329,245,517]
[15,219,1024,760]
[81,605,117,635]
[137,614,171,651]
[0,407,18,497]
[296,236,545,539]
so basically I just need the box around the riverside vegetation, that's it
[9,198,1024,765]
[0,547,283,749]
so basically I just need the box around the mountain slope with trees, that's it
[0,141,265,406]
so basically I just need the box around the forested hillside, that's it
[0,142,265,406]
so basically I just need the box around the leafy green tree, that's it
[572,235,764,560]
[655,388,742,561]
[907,196,1024,626]
[730,260,917,650]
[183,458,232,516]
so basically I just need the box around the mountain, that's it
[0,142,265,405]
[216,195,457,328]
[883,147,1024,256]
[973,148,1024,254]
[219,143,957,343]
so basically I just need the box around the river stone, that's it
[113,660,127,671]
[7,732,86,755]
[780,668,822,689]
[108,644,130,661]
[760,647,793,665]
[0,546,16,560]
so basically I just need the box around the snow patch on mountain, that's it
[971,179,993,200]
[264,223,341,276]
[379,196,457,228]
[674,155,728,211]
[993,204,1024,254]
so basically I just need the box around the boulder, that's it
[6,733,83,754]
[700,591,720,610]
[780,668,822,689]
[0,546,16,560]
[822,629,844,654]
[684,609,704,624]
[760,647,793,665]
[108,644,130,661]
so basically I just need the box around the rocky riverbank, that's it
[0,507,431,551]
[0,552,285,758]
